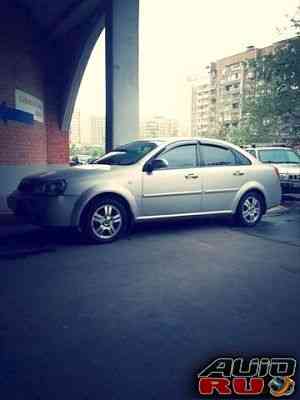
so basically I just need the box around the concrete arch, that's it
[0,0,139,212]
[61,14,105,133]
[61,0,139,151]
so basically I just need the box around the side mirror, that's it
[144,158,168,173]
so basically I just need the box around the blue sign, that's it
[0,102,34,125]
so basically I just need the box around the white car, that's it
[245,146,300,194]
[8,138,281,243]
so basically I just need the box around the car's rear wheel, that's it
[236,191,264,227]
[82,197,129,243]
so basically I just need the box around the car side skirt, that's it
[136,210,233,222]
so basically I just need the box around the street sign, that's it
[15,89,44,123]
[0,102,34,125]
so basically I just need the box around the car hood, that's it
[23,164,116,181]
[272,163,300,174]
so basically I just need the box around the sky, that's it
[75,0,299,128]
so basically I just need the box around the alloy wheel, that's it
[91,204,122,240]
[242,196,261,224]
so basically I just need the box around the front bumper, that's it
[280,181,300,194]
[7,190,79,227]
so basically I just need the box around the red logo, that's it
[197,358,296,397]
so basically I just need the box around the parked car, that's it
[8,138,281,243]
[77,154,90,164]
[245,145,300,194]
[70,156,80,166]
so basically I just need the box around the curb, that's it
[267,205,290,216]
[282,194,300,203]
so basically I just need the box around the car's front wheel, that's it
[236,191,264,227]
[82,197,130,243]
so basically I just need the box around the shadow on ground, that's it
[0,199,299,400]
[0,200,299,260]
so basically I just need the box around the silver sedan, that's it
[8,138,281,243]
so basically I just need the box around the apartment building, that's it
[191,41,288,139]
[70,110,106,146]
[70,109,81,144]
[191,82,212,136]
[141,116,179,138]
[90,116,105,146]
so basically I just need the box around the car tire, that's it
[235,191,264,227]
[82,197,130,243]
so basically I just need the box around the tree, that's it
[228,37,300,145]
[226,126,255,146]
[291,4,300,36]
[227,4,300,146]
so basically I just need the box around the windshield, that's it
[95,141,158,166]
[258,149,300,164]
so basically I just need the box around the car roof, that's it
[133,137,260,165]
[138,137,238,147]
[245,146,293,150]
[138,137,260,160]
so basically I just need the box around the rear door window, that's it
[201,145,236,166]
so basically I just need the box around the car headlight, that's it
[34,180,67,196]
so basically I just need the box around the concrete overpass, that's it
[0,0,139,211]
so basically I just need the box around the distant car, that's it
[77,154,90,164]
[8,138,281,243]
[70,156,80,166]
[87,157,99,164]
[245,146,300,194]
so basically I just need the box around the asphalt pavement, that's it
[0,200,299,399]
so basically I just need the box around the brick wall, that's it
[0,121,47,165]
[46,116,69,164]
[0,1,69,166]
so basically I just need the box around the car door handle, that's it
[185,173,199,179]
[233,171,245,176]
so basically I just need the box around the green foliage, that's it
[227,126,257,146]
[70,144,105,159]
[228,37,300,145]
[291,5,300,36]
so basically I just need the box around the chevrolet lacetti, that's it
[8,138,281,243]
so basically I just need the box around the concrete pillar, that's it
[105,0,139,151]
